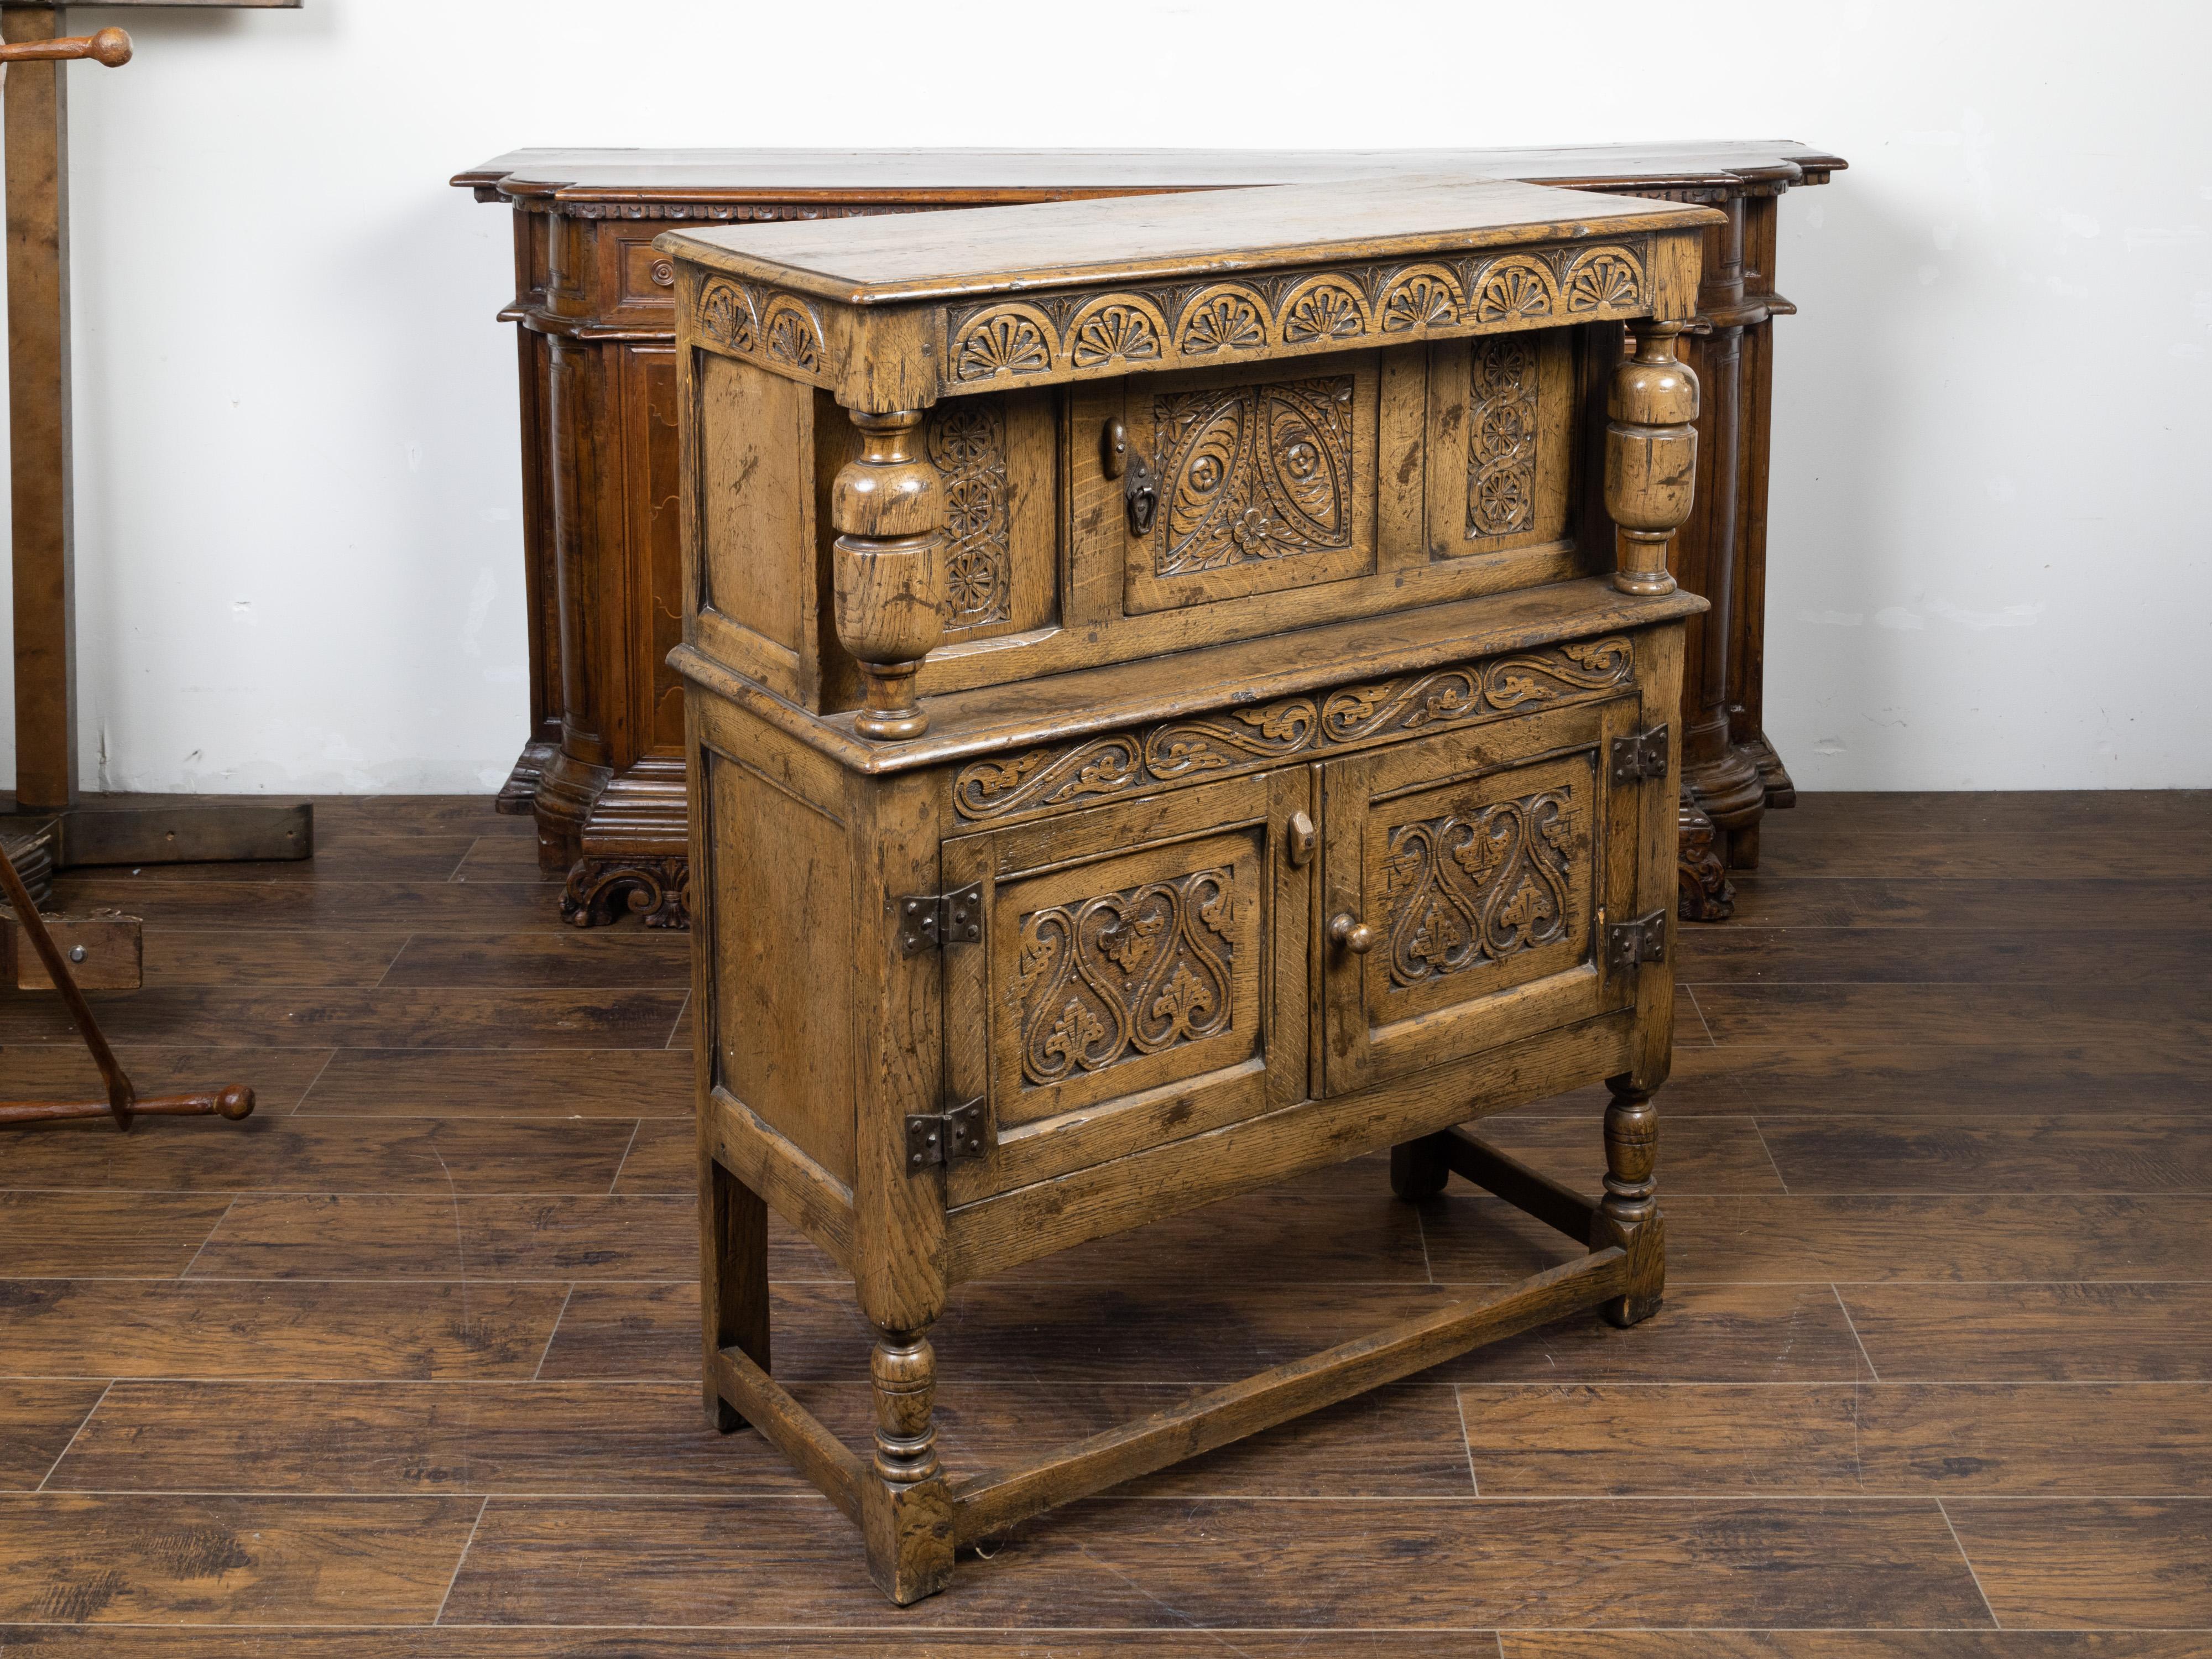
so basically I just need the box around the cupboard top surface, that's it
[454,142,1846,204]
[657,176,1724,306]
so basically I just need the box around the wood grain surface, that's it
[1,792,2205,1640]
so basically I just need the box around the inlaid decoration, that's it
[1467,337,1541,539]
[924,401,1011,629]
[952,638,1633,822]
[1151,375,1355,576]
[1009,867,1236,1087]
[1380,789,1577,988]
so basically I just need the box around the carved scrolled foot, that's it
[1677,795,1735,923]
[1593,1076,1664,1328]
[864,1326,954,1604]
[1390,1134,1451,1202]
[560,855,691,930]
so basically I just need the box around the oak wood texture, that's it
[3,788,2206,1640]
[457,143,1841,925]
[668,181,1708,1600]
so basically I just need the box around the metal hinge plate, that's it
[895,883,982,957]
[1606,909,1668,972]
[905,1098,989,1171]
[1609,724,1670,784]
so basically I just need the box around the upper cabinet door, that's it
[1319,696,1641,1096]
[940,768,1312,1206]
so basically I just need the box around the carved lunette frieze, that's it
[695,276,832,384]
[952,637,1633,823]
[941,241,1650,390]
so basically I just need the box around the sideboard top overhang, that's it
[656,175,1724,309]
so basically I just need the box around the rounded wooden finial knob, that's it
[215,1084,255,1120]
[90,28,133,67]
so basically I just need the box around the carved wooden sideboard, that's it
[662,175,1715,1601]
[454,142,1842,926]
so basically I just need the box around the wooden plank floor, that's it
[1,790,2206,1655]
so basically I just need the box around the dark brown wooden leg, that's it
[862,1324,954,1605]
[1389,1132,1451,1201]
[1594,1076,1665,1328]
[1677,793,1735,922]
[701,1157,768,1433]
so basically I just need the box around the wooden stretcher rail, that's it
[947,1245,1629,1547]
[711,1344,864,1526]
[1441,1126,1600,1241]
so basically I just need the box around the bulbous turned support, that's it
[831,409,946,741]
[1594,1077,1665,1328]
[1605,323,1700,597]
[869,1329,941,1485]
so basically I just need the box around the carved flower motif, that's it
[1070,304,1162,368]
[1282,284,1364,345]
[956,312,1051,380]
[1565,251,1641,312]
[763,301,820,368]
[1472,263,1553,324]
[1380,273,1457,332]
[1181,295,1265,354]
[700,281,755,349]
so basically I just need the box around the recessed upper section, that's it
[656,176,1726,307]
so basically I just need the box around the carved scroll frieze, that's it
[940,239,1651,389]
[952,638,1634,822]
[1467,337,1541,539]
[925,401,1012,630]
[1380,789,1576,988]
[1009,867,1236,1087]
[1152,375,1354,575]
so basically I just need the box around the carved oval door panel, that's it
[1320,695,1642,1096]
[938,768,1312,1206]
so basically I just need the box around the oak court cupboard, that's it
[453,142,1843,927]
[662,173,1716,1602]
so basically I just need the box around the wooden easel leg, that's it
[700,1157,768,1433]
[862,1324,954,1605]
[1594,1076,1665,1328]
[5,4,76,812]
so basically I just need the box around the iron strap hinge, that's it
[905,1098,989,1171]
[1606,910,1668,973]
[1609,723,1671,785]
[894,883,982,957]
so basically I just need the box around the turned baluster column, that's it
[1597,1079,1666,1328]
[1604,320,1699,597]
[862,1322,953,1604]
[832,409,947,741]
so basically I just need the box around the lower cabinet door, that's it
[941,767,1312,1204]
[1319,695,1641,1095]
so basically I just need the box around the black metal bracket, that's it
[1609,724,1670,785]
[894,883,983,957]
[905,1098,990,1171]
[1606,909,1668,972]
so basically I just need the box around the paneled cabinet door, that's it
[940,768,1312,1206]
[1319,696,1642,1095]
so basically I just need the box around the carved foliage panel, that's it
[1467,337,1541,540]
[925,400,1012,630]
[988,827,1262,1130]
[1152,374,1355,576]
[952,638,1634,825]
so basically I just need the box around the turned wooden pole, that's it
[830,409,946,742]
[1604,321,1699,597]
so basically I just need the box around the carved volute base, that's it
[1677,794,1735,922]
[1738,728,1797,811]
[534,748,614,877]
[562,854,691,930]
[496,729,563,817]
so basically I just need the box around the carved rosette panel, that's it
[953,638,1634,821]
[1152,375,1354,575]
[1467,338,1541,539]
[1380,790,1575,988]
[1009,868,1235,1087]
[924,401,1011,629]
[938,240,1651,388]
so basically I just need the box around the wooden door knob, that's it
[1329,912,1375,954]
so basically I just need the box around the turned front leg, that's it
[832,409,947,741]
[1604,321,1700,596]
[1594,1077,1665,1327]
[863,1323,954,1604]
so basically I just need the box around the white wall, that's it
[2,0,2204,794]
